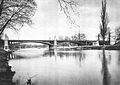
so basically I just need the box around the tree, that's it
[0,0,37,36]
[100,0,109,45]
[78,33,86,40]
[71,35,77,41]
[71,32,86,41]
[58,0,80,27]
[115,27,120,42]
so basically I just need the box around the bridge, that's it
[1,34,111,51]
[1,34,100,51]
[3,39,97,50]
[8,40,96,46]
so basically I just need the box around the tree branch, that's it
[58,0,80,26]
[0,0,4,16]
[0,4,26,35]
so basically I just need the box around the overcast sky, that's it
[5,0,120,40]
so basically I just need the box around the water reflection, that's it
[43,49,86,64]
[8,49,120,85]
[0,53,15,85]
[101,50,111,85]
[117,52,120,65]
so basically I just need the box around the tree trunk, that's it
[103,37,105,46]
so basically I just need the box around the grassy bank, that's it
[105,45,120,50]
[80,45,120,50]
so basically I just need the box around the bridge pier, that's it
[4,34,9,51]
[48,45,53,50]
[54,36,57,48]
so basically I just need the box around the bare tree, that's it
[77,33,86,40]
[115,27,120,42]
[71,35,78,41]
[71,32,86,41]
[100,0,109,45]
[0,0,37,36]
[58,0,80,27]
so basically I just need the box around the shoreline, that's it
[55,45,120,50]
[0,49,13,59]
[0,44,120,54]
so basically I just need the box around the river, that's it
[8,48,120,85]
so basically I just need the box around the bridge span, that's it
[8,40,97,46]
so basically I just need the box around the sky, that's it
[5,0,120,40]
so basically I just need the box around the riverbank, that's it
[0,49,8,56]
[105,45,120,50]
[77,45,120,50]
[0,49,13,59]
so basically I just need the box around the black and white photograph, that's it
[0,0,120,85]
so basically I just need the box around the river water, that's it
[8,48,120,85]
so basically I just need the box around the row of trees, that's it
[71,33,86,41]
[58,32,86,46]
[58,32,86,41]
[0,0,37,38]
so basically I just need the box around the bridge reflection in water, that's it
[8,49,120,85]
